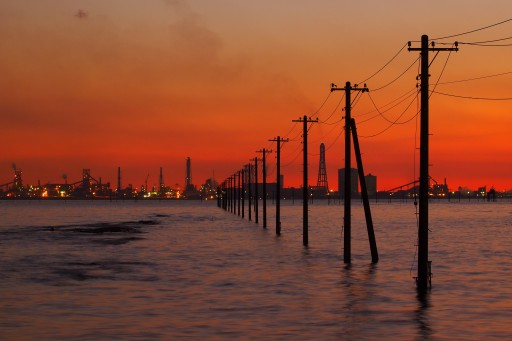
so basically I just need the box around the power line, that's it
[437,35,512,45]
[323,126,344,152]
[310,91,333,119]
[359,92,420,138]
[437,71,512,85]
[318,93,344,124]
[430,43,455,97]
[358,42,409,84]
[371,56,420,92]
[310,119,344,144]
[288,127,303,142]
[469,35,512,44]
[351,91,364,110]
[432,17,512,40]
[319,117,343,126]
[355,87,418,119]
[357,89,418,125]
[459,42,512,47]
[283,121,299,139]
[431,90,512,100]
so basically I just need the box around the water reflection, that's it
[339,263,378,338]
[415,290,433,339]
[2,201,511,339]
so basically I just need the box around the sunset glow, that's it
[1,1,511,192]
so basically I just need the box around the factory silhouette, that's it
[0,157,213,200]
[0,146,499,201]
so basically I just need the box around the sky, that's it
[1,0,511,192]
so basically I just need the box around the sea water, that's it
[0,199,511,340]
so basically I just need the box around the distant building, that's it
[338,168,358,198]
[432,178,449,197]
[365,173,377,197]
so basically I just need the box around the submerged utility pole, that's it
[247,163,252,221]
[254,157,259,225]
[269,136,289,235]
[241,167,245,218]
[233,173,237,215]
[409,35,458,291]
[292,115,318,246]
[351,118,378,263]
[229,176,233,213]
[257,148,273,228]
[331,82,368,263]
[237,170,241,216]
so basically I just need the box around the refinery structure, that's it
[0,159,218,200]
[0,146,504,200]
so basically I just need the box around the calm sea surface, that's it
[0,199,511,340]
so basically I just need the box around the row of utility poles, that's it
[218,34,458,293]
[217,137,288,235]
[218,107,379,265]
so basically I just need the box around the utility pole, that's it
[269,136,289,235]
[257,148,273,228]
[222,180,227,210]
[241,167,245,218]
[409,35,458,291]
[233,173,237,214]
[252,157,259,224]
[237,170,241,216]
[247,163,252,221]
[228,176,232,213]
[292,115,318,246]
[117,166,121,196]
[331,82,368,263]
[351,118,378,263]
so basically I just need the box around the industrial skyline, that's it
[0,157,210,199]
[1,161,507,200]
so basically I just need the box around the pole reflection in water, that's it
[415,291,432,339]
[0,200,511,339]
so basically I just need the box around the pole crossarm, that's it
[292,117,319,124]
[269,138,289,143]
[408,41,459,52]
[330,83,369,93]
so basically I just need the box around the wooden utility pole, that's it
[237,170,241,216]
[247,163,252,221]
[351,118,378,263]
[232,175,236,214]
[241,168,245,218]
[409,35,458,291]
[257,148,273,228]
[254,157,259,224]
[226,177,231,212]
[331,82,368,263]
[292,115,318,246]
[269,136,289,235]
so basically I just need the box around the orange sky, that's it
[1,1,511,191]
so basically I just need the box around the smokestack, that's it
[186,157,191,189]
[159,167,164,194]
[117,166,121,192]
